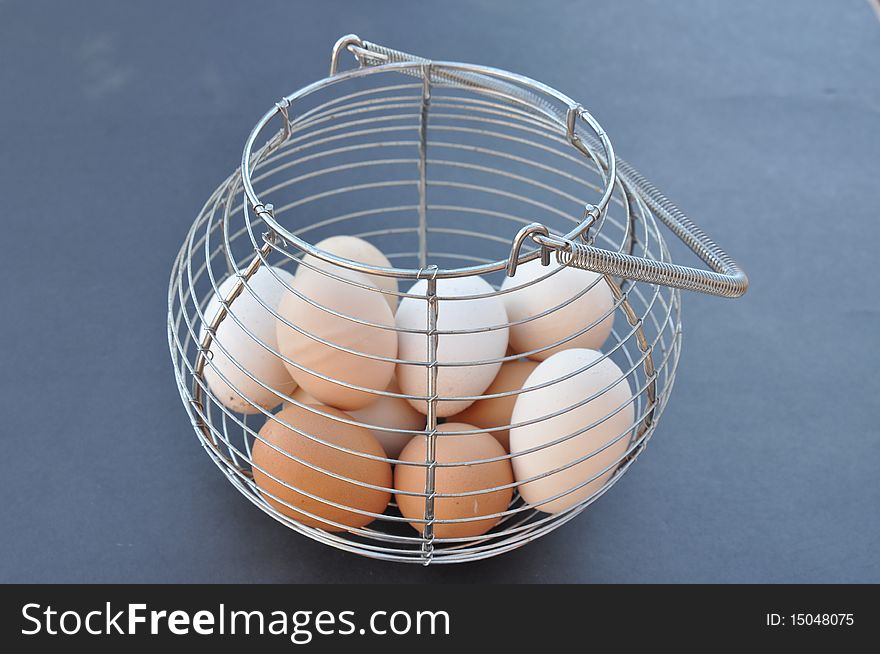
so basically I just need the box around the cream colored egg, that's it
[300,236,399,311]
[500,259,615,361]
[349,378,424,458]
[200,266,297,414]
[396,276,509,417]
[509,348,634,513]
[276,264,397,411]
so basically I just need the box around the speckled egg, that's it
[394,423,513,538]
[200,266,297,414]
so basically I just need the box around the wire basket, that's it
[167,36,747,564]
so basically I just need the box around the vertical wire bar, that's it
[607,276,657,457]
[417,66,437,560]
[421,271,439,564]
[417,64,432,268]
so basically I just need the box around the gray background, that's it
[1,0,878,583]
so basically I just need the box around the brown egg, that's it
[276,265,397,411]
[252,404,391,532]
[451,359,538,451]
[394,423,513,539]
[303,236,399,311]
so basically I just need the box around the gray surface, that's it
[1,0,878,583]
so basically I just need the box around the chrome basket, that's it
[167,35,747,564]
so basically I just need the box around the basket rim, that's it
[239,58,616,281]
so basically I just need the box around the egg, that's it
[300,236,399,311]
[349,378,424,458]
[500,259,615,360]
[509,348,635,513]
[276,263,397,411]
[284,380,421,458]
[396,276,508,416]
[283,386,318,408]
[394,424,513,538]
[451,358,539,451]
[252,404,392,531]
[200,266,297,414]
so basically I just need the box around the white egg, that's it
[349,378,424,458]
[276,263,397,411]
[500,259,615,360]
[509,348,635,513]
[300,236,399,311]
[200,266,297,414]
[396,276,509,416]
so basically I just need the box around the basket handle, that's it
[332,35,748,299]
[508,176,750,298]
[506,130,748,298]
[558,186,748,298]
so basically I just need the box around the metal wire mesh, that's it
[166,45,694,564]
